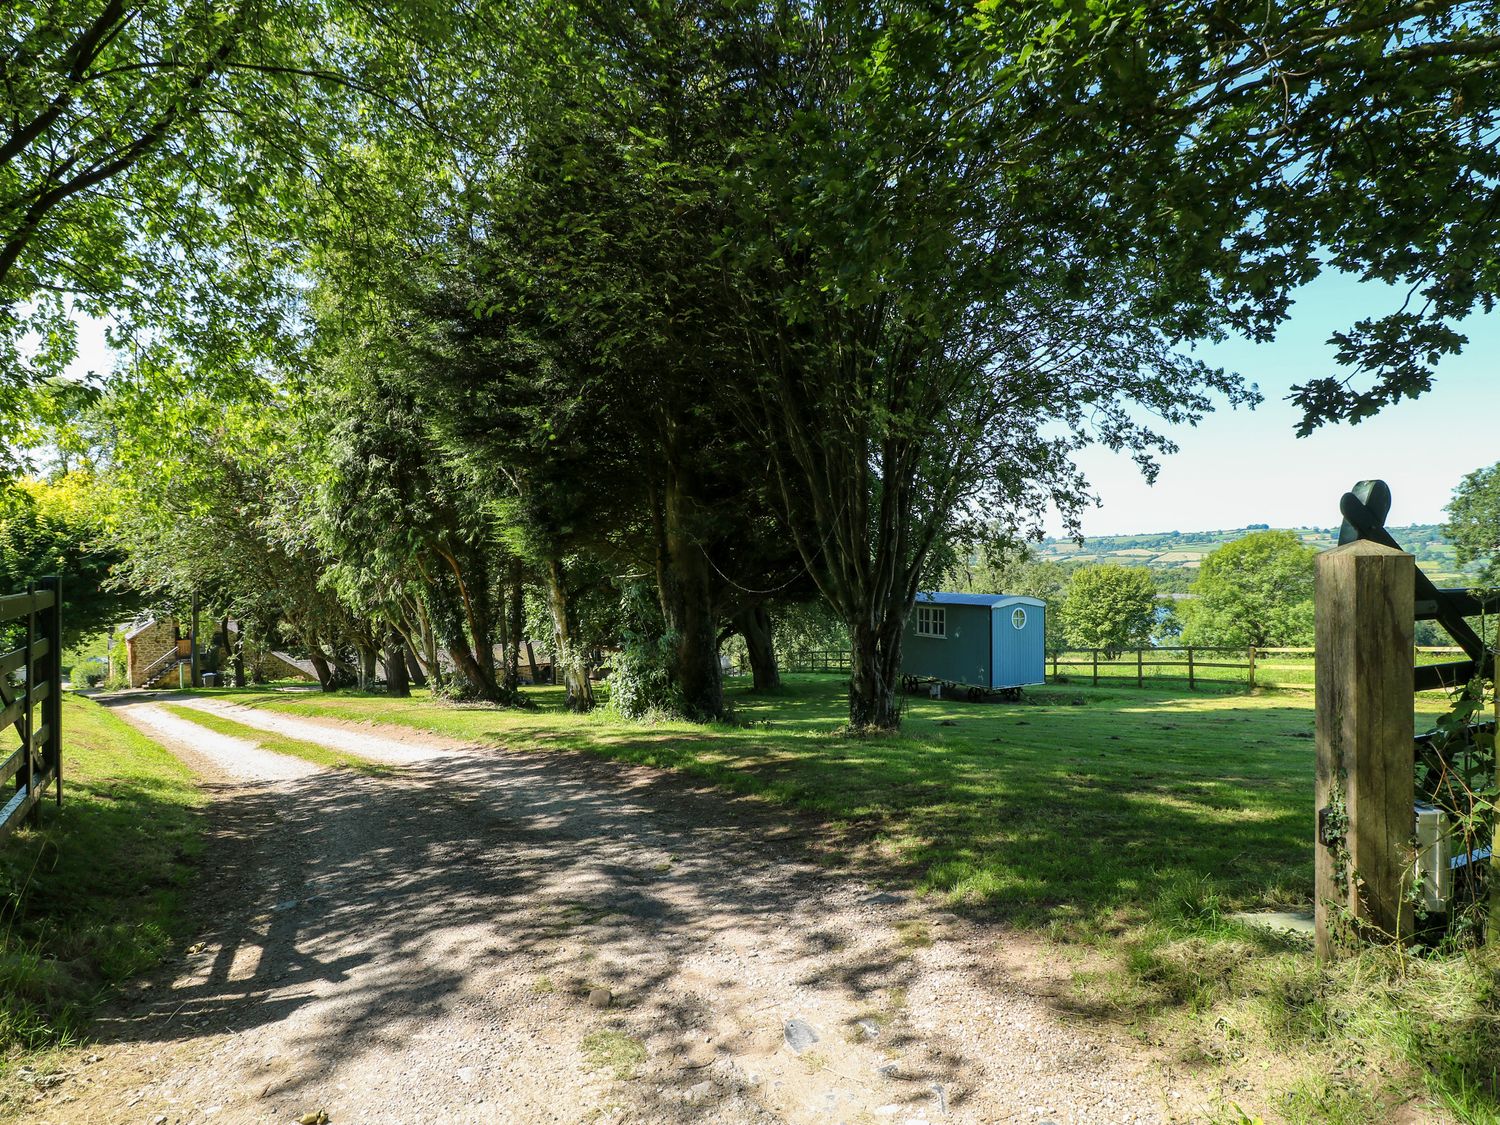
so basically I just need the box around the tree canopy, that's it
[1182,531,1317,649]
[1061,564,1157,657]
[1446,463,1500,587]
[9,0,1498,727]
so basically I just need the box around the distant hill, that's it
[1036,523,1468,590]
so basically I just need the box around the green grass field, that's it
[196,674,1489,1122]
[0,695,203,1081]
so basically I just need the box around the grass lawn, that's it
[205,676,1451,927]
[0,694,203,1083]
[195,674,1491,1122]
[159,703,391,775]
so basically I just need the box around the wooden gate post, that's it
[1136,647,1144,687]
[1315,540,1415,959]
[1091,649,1099,685]
[1248,645,1257,691]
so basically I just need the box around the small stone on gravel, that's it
[587,987,612,1009]
[783,1018,819,1053]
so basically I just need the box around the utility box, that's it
[1414,802,1492,914]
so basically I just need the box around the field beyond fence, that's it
[785,645,1471,691]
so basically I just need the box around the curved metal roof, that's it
[913,591,1046,608]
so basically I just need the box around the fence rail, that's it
[1048,644,1467,690]
[783,641,1470,693]
[0,578,62,841]
[784,649,852,674]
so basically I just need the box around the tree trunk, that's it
[357,640,378,689]
[656,469,724,721]
[545,557,594,711]
[385,624,410,697]
[504,562,524,695]
[848,616,905,730]
[305,641,335,692]
[447,640,504,701]
[524,640,540,684]
[405,645,427,687]
[417,607,443,689]
[735,603,781,692]
[226,617,246,688]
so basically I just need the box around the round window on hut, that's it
[1011,607,1027,630]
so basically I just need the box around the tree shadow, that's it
[74,745,979,1121]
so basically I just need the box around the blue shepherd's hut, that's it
[901,592,1047,691]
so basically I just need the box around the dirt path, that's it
[19,698,1197,1125]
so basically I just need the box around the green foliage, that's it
[0,694,202,1058]
[1061,564,1157,655]
[103,630,128,690]
[1182,531,1318,649]
[606,584,684,722]
[772,601,851,664]
[990,0,1500,431]
[1445,463,1500,587]
[0,475,142,647]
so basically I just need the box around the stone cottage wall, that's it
[126,619,178,687]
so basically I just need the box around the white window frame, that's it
[916,604,946,638]
[1011,607,1028,631]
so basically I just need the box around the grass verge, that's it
[158,704,390,776]
[0,693,203,1082]
[188,676,1480,1121]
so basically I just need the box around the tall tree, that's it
[1445,463,1500,587]
[1061,564,1157,657]
[1181,531,1317,648]
[0,473,142,647]
[719,3,1253,727]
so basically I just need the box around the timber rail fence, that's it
[1049,645,1467,690]
[790,642,1468,692]
[0,578,62,841]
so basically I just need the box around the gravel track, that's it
[162,696,463,767]
[17,700,1197,1124]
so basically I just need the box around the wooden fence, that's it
[0,578,62,841]
[1048,644,1468,691]
[784,649,852,674]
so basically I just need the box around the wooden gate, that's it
[1315,482,1498,956]
[0,578,62,841]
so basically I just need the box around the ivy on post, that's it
[1315,539,1415,958]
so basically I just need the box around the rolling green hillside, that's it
[1037,523,1468,589]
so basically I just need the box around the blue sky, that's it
[1058,273,1500,537]
[67,272,1499,538]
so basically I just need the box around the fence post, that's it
[1314,540,1414,959]
[1052,652,1058,680]
[41,576,61,807]
[1248,645,1257,691]
[21,583,35,824]
[1092,648,1099,686]
[1136,647,1143,687]
[1494,638,1500,948]
[1187,646,1195,690]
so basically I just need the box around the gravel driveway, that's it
[18,696,1193,1125]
